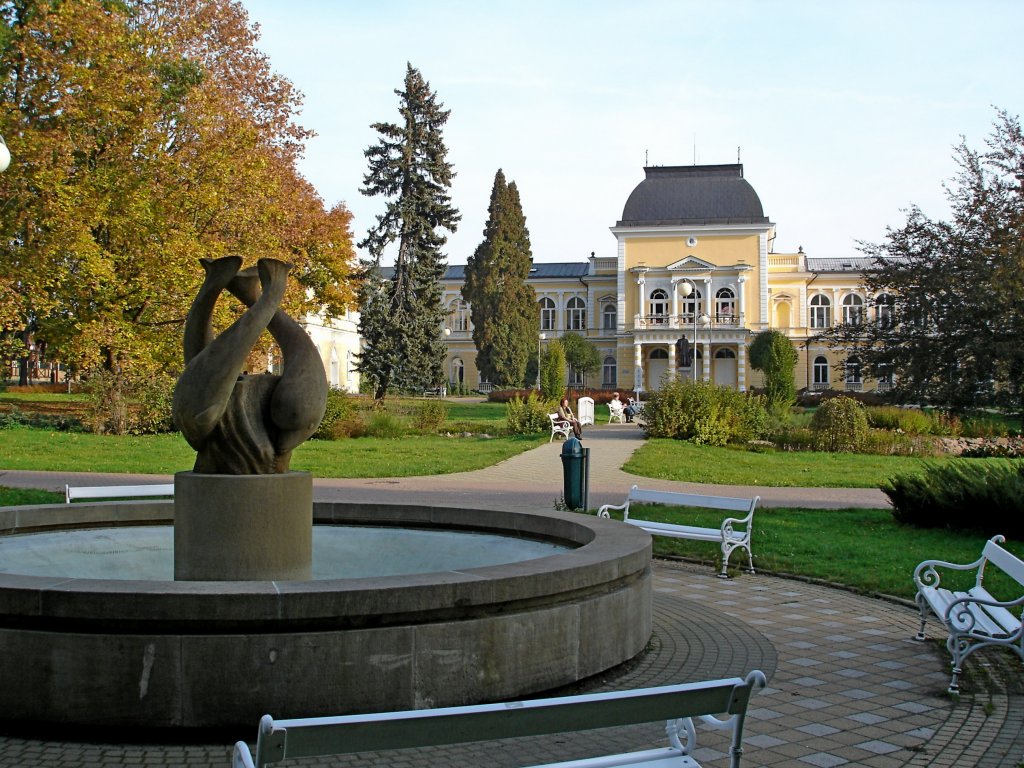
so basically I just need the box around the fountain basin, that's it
[0,500,652,729]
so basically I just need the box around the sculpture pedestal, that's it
[174,471,312,581]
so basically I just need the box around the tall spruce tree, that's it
[462,169,536,387]
[358,64,459,401]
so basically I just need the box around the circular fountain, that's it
[0,259,652,729]
[0,499,651,729]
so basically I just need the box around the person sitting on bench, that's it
[557,397,583,439]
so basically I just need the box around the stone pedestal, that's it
[174,471,312,581]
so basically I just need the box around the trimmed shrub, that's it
[883,460,1024,537]
[506,393,555,435]
[642,379,769,446]
[314,388,356,439]
[413,400,449,433]
[810,395,868,453]
[82,371,175,435]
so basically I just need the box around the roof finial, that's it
[645,148,648,167]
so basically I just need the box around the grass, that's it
[0,485,63,506]
[599,503,1024,601]
[625,438,943,488]
[0,425,545,477]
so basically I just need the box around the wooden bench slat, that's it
[65,484,175,503]
[242,672,766,767]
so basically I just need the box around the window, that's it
[681,287,701,321]
[841,294,864,325]
[812,355,829,390]
[715,288,735,322]
[567,297,586,331]
[448,299,469,331]
[809,295,831,329]
[714,348,736,359]
[845,357,862,391]
[539,297,555,331]
[649,348,668,360]
[649,289,668,323]
[602,355,617,386]
[875,293,894,329]
[876,364,893,392]
[451,358,464,386]
[602,303,617,330]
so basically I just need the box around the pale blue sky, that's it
[240,0,1022,265]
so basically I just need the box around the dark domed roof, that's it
[618,164,768,227]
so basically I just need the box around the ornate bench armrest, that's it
[597,502,628,519]
[914,555,986,589]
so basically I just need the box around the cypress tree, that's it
[462,169,536,387]
[357,64,460,402]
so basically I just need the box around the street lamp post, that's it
[536,333,546,390]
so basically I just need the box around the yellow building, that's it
[440,164,886,395]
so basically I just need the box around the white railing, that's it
[633,313,742,331]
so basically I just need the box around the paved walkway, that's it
[1,424,1021,767]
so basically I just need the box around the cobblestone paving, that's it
[2,561,1020,767]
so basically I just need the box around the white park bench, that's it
[913,534,1024,694]
[598,486,759,579]
[65,483,175,504]
[549,413,572,442]
[232,670,766,768]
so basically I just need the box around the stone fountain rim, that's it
[0,500,651,627]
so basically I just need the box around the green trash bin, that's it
[560,436,589,511]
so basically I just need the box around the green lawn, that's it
[625,438,943,488]
[0,425,545,477]
[601,503,1023,600]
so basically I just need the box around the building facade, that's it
[438,164,887,396]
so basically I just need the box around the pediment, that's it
[667,256,715,271]
[772,292,795,302]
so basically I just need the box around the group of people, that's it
[555,392,640,441]
[610,392,639,423]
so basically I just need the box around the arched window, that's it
[875,293,895,329]
[714,348,736,358]
[602,355,617,386]
[602,303,617,330]
[448,299,469,331]
[567,297,586,331]
[845,356,862,391]
[451,358,465,385]
[842,294,865,325]
[329,348,339,388]
[539,297,555,331]
[681,286,702,321]
[649,289,668,324]
[812,355,829,390]
[809,294,831,329]
[649,348,669,360]
[715,288,735,322]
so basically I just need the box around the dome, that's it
[618,164,768,226]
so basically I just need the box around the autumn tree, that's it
[358,64,459,402]
[0,0,356,394]
[822,109,1024,416]
[462,169,535,387]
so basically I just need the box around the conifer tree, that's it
[462,169,536,387]
[358,64,459,401]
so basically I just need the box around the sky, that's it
[239,0,1022,266]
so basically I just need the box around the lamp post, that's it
[536,332,546,390]
[443,327,451,395]
[698,312,710,382]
